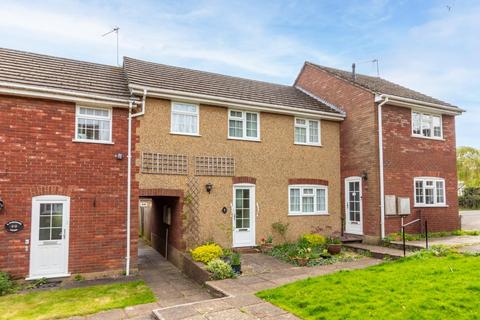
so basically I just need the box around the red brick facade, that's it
[0,95,138,278]
[296,64,460,239]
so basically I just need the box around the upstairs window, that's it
[414,177,446,207]
[289,185,328,215]
[294,118,320,145]
[171,102,199,135]
[75,106,112,143]
[412,111,442,139]
[228,110,259,140]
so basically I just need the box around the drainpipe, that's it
[377,96,389,239]
[125,89,147,276]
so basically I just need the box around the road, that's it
[460,210,480,231]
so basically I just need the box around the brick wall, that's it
[382,104,459,233]
[0,95,138,278]
[295,64,381,238]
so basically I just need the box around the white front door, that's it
[29,195,70,279]
[232,185,256,247]
[345,177,363,235]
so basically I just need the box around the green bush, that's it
[301,234,326,247]
[206,259,234,280]
[0,272,15,296]
[459,187,480,209]
[191,243,223,264]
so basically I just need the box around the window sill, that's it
[170,132,202,137]
[411,135,445,141]
[72,139,114,145]
[414,205,449,208]
[294,142,323,147]
[227,137,261,142]
[288,213,329,216]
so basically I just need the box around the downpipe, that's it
[377,96,389,239]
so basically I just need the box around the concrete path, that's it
[461,210,480,231]
[152,256,381,319]
[343,242,412,259]
[391,235,480,249]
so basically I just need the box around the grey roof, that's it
[0,47,131,101]
[123,57,343,115]
[305,62,459,109]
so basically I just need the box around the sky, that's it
[0,0,478,147]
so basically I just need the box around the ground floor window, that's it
[414,177,446,207]
[289,185,328,215]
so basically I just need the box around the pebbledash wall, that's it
[0,94,138,278]
[136,97,342,251]
[296,63,459,240]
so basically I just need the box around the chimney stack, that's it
[352,63,356,81]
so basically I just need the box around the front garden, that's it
[257,247,480,319]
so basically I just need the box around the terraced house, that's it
[0,47,463,279]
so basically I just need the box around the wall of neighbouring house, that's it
[382,104,460,233]
[0,94,138,278]
[135,97,342,249]
[295,64,381,241]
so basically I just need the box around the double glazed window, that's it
[39,203,63,240]
[171,102,199,135]
[289,185,328,215]
[412,111,442,139]
[294,118,320,145]
[76,106,112,143]
[228,110,259,140]
[414,177,446,206]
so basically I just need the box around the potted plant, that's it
[294,247,311,266]
[327,236,342,255]
[231,252,242,274]
[260,235,273,253]
[221,248,233,264]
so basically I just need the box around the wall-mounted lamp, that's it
[362,170,368,181]
[0,198,4,211]
[115,153,125,160]
[205,183,213,194]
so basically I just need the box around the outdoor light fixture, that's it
[0,198,4,211]
[205,183,213,194]
[362,170,368,181]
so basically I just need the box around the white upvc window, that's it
[75,106,112,143]
[288,185,328,215]
[228,110,260,140]
[171,102,199,136]
[412,111,442,139]
[414,177,446,207]
[294,118,321,145]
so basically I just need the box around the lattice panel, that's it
[195,156,235,176]
[141,152,188,175]
[183,176,201,249]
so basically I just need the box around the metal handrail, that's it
[401,218,429,257]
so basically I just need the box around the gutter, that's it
[0,81,131,107]
[377,96,389,239]
[375,94,464,115]
[125,90,147,276]
[129,84,345,121]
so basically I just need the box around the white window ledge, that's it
[414,205,449,208]
[294,142,323,147]
[227,137,261,142]
[170,132,202,137]
[411,135,445,141]
[288,213,329,216]
[72,139,114,145]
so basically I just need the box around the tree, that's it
[457,146,480,188]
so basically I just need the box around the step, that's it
[233,247,261,254]
[386,241,424,252]
[341,234,363,243]
[343,243,412,260]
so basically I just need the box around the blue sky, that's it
[1,0,478,147]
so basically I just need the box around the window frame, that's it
[413,177,447,207]
[288,184,328,216]
[74,105,113,144]
[170,101,200,136]
[294,118,321,146]
[411,111,443,140]
[227,109,260,141]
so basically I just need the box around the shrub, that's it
[272,222,289,241]
[301,234,326,247]
[231,252,241,266]
[0,272,15,296]
[206,259,234,280]
[459,187,480,209]
[191,243,223,264]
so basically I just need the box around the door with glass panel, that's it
[29,196,70,279]
[345,177,363,235]
[232,185,256,247]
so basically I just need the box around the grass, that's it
[0,280,156,320]
[257,251,480,319]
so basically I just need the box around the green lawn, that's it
[0,280,155,320]
[257,253,480,320]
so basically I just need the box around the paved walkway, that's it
[391,235,480,249]
[152,256,381,319]
[461,210,480,231]
[69,242,213,320]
